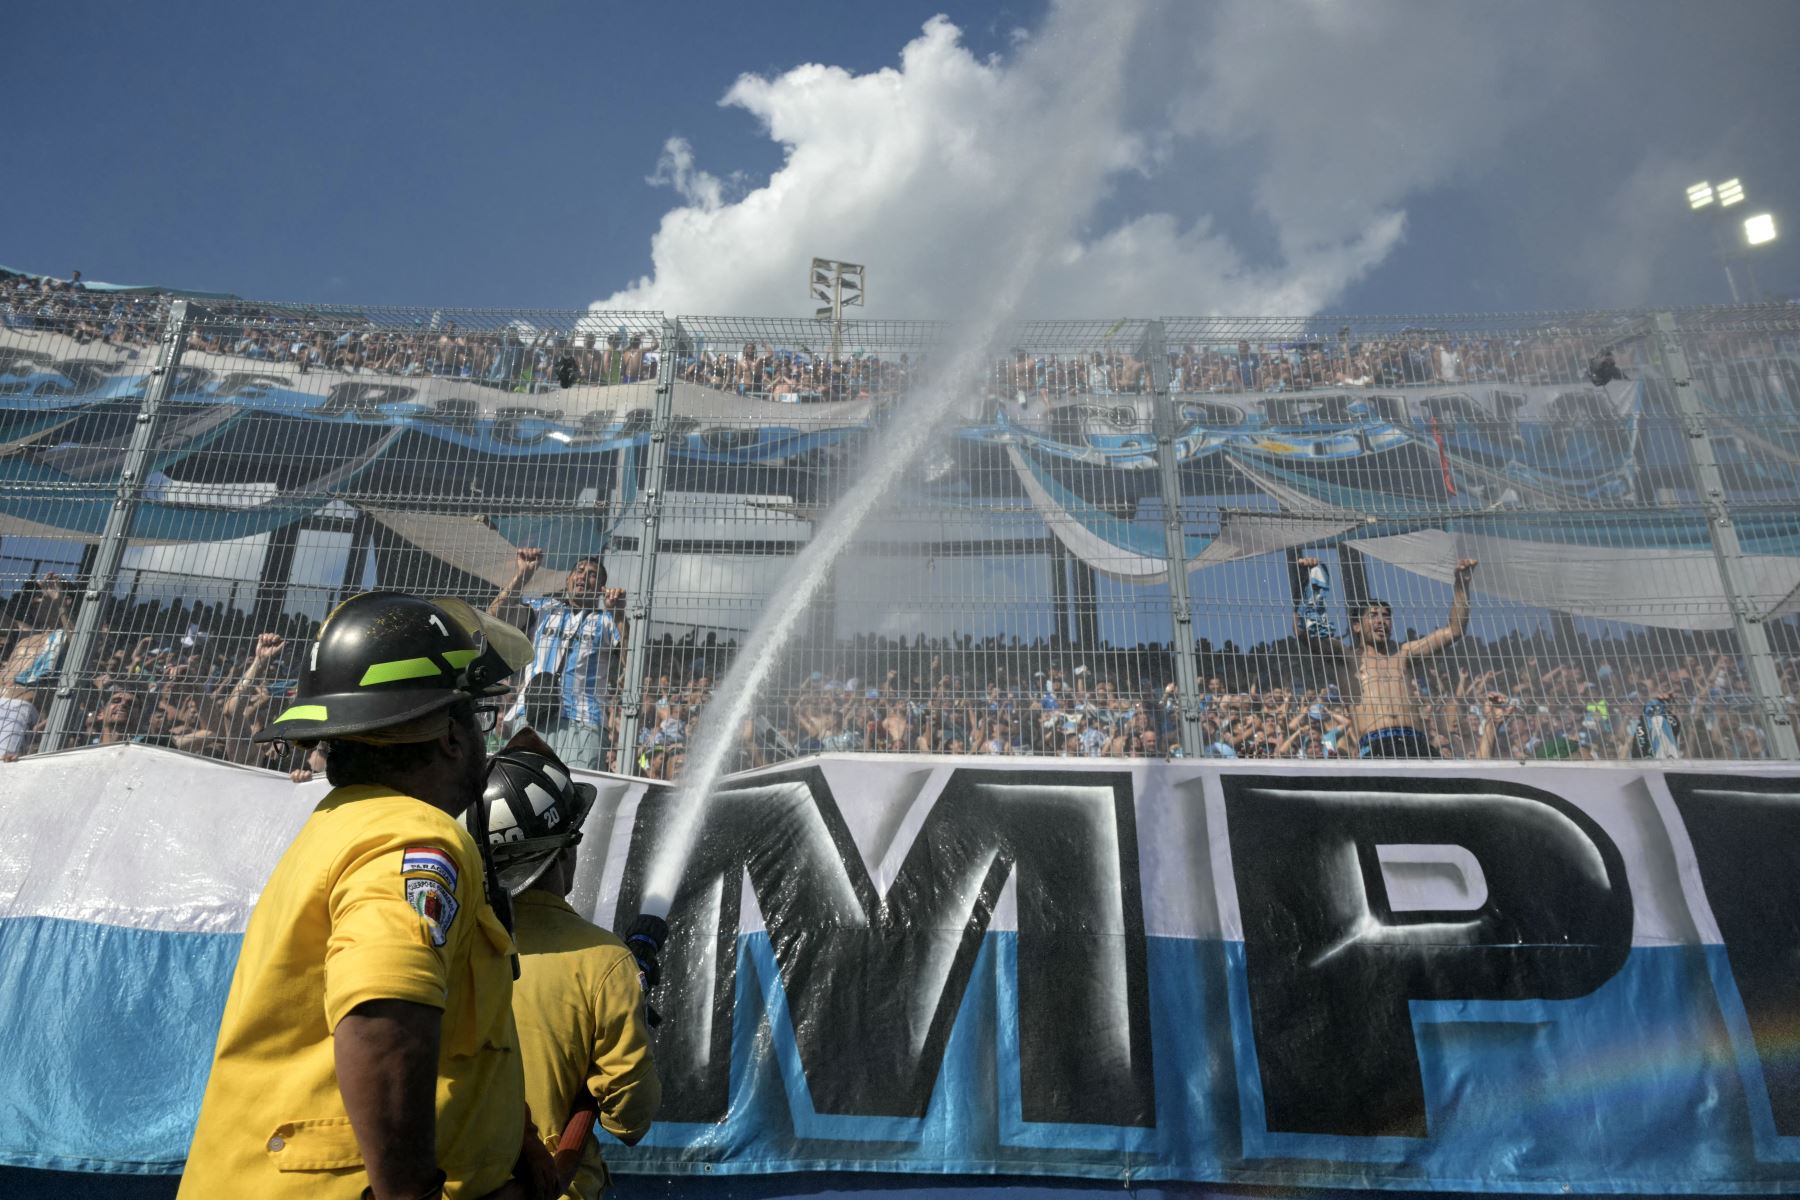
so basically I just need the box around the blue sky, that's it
[8,1,1799,316]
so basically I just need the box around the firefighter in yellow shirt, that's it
[465,748,663,1196]
[181,592,557,1200]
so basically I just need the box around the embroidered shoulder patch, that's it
[406,878,459,947]
[401,846,459,890]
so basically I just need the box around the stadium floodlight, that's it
[808,257,865,361]
[1685,178,1770,301]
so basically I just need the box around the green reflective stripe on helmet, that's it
[358,648,478,687]
[273,704,329,723]
[359,657,444,687]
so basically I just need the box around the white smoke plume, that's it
[599,1,1593,318]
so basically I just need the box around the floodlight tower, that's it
[1741,211,1778,301]
[809,257,865,362]
[1686,178,1779,302]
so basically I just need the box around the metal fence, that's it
[3,269,1798,774]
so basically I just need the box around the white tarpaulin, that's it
[1006,446,1177,582]
[1349,528,1800,631]
[362,506,569,593]
[1193,510,1365,568]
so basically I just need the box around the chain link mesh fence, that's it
[3,267,1796,772]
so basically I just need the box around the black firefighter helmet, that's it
[465,749,598,895]
[253,591,533,744]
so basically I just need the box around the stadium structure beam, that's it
[1337,543,1372,616]
[1051,539,1072,650]
[1650,312,1798,758]
[43,301,192,752]
[606,535,1062,558]
[1073,557,1100,652]
[338,511,374,600]
[250,520,301,635]
[614,318,680,764]
[1147,320,1204,758]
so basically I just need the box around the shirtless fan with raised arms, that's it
[1294,555,1478,759]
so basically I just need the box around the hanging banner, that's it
[962,380,1642,504]
[3,745,1799,1193]
[0,330,872,542]
[0,329,872,458]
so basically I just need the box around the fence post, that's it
[614,317,678,769]
[1145,321,1204,759]
[41,299,192,752]
[1651,311,1799,759]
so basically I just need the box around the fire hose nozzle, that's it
[625,913,668,955]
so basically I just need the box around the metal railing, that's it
[3,270,1797,771]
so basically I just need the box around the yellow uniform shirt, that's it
[180,785,524,1199]
[511,890,661,1198]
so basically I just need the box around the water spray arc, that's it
[638,332,986,917]
[635,8,1148,918]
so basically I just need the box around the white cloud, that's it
[645,138,726,212]
[599,1,1591,319]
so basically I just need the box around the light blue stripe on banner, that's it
[1217,940,1790,1191]
[0,917,240,1175]
[11,921,1800,1192]
[615,935,1800,1192]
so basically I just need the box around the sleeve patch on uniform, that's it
[401,846,459,890]
[406,878,459,947]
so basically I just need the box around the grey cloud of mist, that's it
[1173,2,1590,255]
[1564,152,1708,308]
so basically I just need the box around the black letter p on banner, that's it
[1223,774,1633,1138]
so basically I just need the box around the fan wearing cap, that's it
[466,749,661,1198]
[180,592,555,1200]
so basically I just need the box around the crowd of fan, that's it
[2,269,909,401]
[1,271,167,351]
[3,568,1796,777]
[6,268,1799,772]
[675,340,915,403]
[1,269,666,388]
[0,582,318,770]
[7,275,1611,403]
[180,323,670,387]
[22,266,1798,413]
[620,619,1800,776]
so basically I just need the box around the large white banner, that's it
[2,745,1798,1193]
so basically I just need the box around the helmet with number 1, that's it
[252,591,533,744]
[465,749,598,895]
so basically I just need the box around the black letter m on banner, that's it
[618,765,1155,1128]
